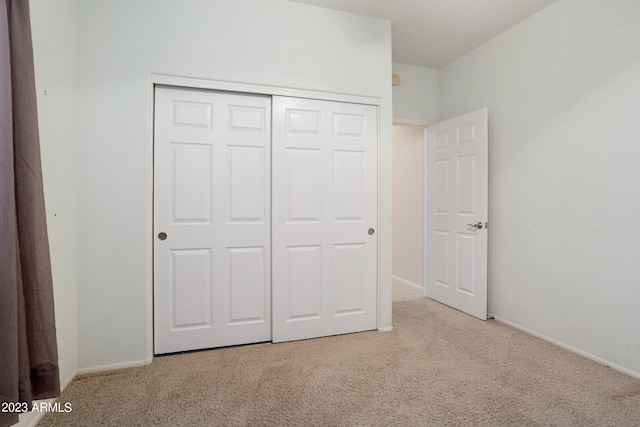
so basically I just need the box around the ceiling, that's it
[288,0,557,69]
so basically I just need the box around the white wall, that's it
[392,125,424,288]
[440,0,640,376]
[20,0,79,425]
[75,0,392,370]
[392,62,439,123]
[30,0,78,395]
[390,62,436,290]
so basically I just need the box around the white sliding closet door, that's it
[154,86,271,354]
[271,96,378,342]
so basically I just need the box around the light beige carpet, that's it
[39,298,640,426]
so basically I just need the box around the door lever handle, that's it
[467,222,483,230]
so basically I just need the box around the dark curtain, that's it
[0,0,60,426]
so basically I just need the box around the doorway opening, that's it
[392,123,427,303]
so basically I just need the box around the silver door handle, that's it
[467,222,483,230]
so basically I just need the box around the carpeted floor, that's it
[39,297,640,426]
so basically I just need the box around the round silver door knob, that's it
[158,232,167,241]
[368,228,375,235]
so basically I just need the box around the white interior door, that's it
[154,86,271,354]
[426,108,488,319]
[272,96,378,342]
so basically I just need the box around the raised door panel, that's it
[433,231,450,288]
[173,101,212,128]
[334,113,367,138]
[172,143,212,223]
[286,149,321,223]
[227,247,267,324]
[287,245,322,320]
[457,234,476,296]
[458,155,477,216]
[286,109,321,134]
[228,105,265,132]
[227,146,266,222]
[435,160,450,214]
[333,243,365,315]
[334,151,365,221]
[171,249,212,330]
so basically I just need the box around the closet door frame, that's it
[146,74,381,359]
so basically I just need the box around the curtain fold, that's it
[0,1,60,426]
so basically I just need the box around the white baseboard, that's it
[60,372,75,391]
[392,275,423,291]
[490,314,640,380]
[77,357,153,375]
[378,326,394,333]
[21,408,46,427]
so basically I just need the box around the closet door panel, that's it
[154,86,271,354]
[272,96,378,342]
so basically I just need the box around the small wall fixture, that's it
[392,74,401,86]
